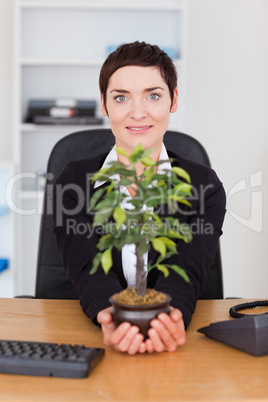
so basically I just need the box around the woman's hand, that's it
[97,306,186,355]
[97,307,146,355]
[145,307,186,353]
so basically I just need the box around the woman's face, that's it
[101,66,178,156]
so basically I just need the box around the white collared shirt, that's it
[94,143,171,287]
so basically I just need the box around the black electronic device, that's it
[0,340,104,378]
[198,314,268,356]
[25,98,104,125]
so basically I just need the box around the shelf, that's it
[20,58,105,67]
[20,123,110,132]
[20,1,184,11]
[20,58,182,67]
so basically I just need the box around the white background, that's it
[0,0,268,298]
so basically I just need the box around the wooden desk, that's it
[0,298,267,401]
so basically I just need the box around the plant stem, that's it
[135,245,147,297]
[134,170,147,297]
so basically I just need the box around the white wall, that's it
[0,0,267,298]
[186,0,268,297]
[0,0,13,161]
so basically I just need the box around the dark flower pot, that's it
[109,294,171,339]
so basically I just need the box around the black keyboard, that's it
[0,340,105,378]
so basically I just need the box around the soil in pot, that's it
[110,288,171,339]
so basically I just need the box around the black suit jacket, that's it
[53,150,226,328]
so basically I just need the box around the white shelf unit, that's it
[13,0,188,296]
[0,162,14,297]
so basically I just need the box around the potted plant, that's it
[89,144,193,337]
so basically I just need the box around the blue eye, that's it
[115,95,126,102]
[149,93,160,100]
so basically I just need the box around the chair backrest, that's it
[36,129,223,300]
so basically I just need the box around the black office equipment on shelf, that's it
[25,98,103,125]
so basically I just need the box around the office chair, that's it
[35,129,223,300]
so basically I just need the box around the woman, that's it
[53,41,226,355]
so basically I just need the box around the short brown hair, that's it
[99,41,177,112]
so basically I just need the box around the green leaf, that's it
[157,264,170,277]
[107,181,115,194]
[114,167,133,177]
[89,186,107,210]
[180,224,193,242]
[130,143,144,156]
[90,252,102,274]
[141,221,162,239]
[124,210,142,223]
[152,247,178,269]
[113,232,141,251]
[155,180,167,188]
[163,216,180,226]
[137,240,150,257]
[169,194,192,207]
[116,147,130,158]
[156,158,175,166]
[94,198,114,212]
[163,249,178,259]
[142,148,155,158]
[157,236,177,249]
[126,198,143,209]
[153,173,169,181]
[140,156,155,166]
[142,187,166,208]
[102,222,120,236]
[97,234,114,251]
[104,160,125,167]
[94,191,125,211]
[171,167,191,183]
[119,177,133,187]
[129,144,144,163]
[91,167,110,182]
[151,238,166,257]
[167,265,190,283]
[144,210,161,223]
[173,182,192,196]
[101,249,113,274]
[167,229,189,243]
[113,206,127,229]
[143,168,155,183]
[93,208,113,226]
